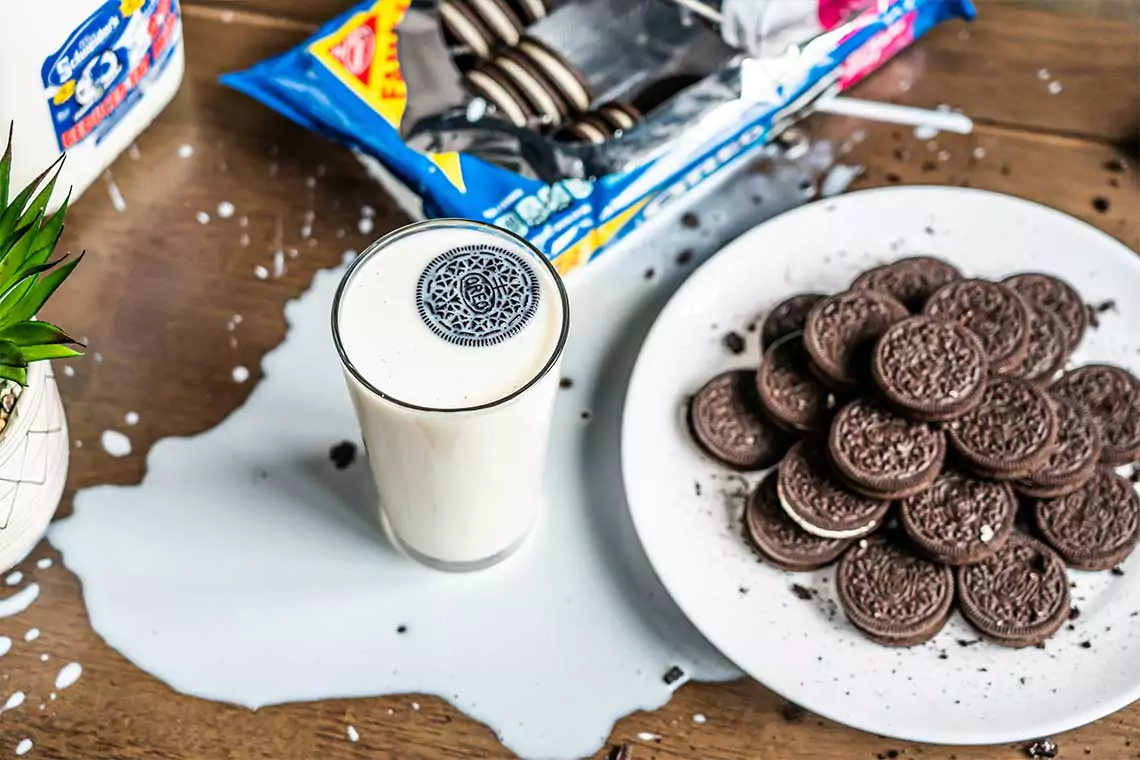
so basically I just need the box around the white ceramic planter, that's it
[0,361,69,574]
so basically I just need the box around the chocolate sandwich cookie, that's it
[506,0,548,23]
[495,50,568,127]
[1035,468,1140,570]
[756,332,836,433]
[1015,396,1102,499]
[851,256,962,312]
[828,399,945,500]
[872,316,988,422]
[957,533,1070,648]
[745,471,852,571]
[518,37,592,113]
[922,279,1030,375]
[467,0,525,46]
[554,116,611,145]
[1003,272,1087,355]
[837,535,954,647]
[440,0,496,59]
[594,101,642,133]
[761,293,826,351]
[803,290,908,388]
[1004,308,1068,386]
[777,439,890,539]
[689,370,790,471]
[466,63,536,128]
[1051,364,1140,465]
[900,470,1016,565]
[946,376,1059,480]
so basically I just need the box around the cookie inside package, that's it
[222,0,972,275]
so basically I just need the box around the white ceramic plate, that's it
[622,187,1140,745]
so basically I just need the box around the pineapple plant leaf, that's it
[0,127,84,385]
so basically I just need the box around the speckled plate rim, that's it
[621,186,1140,745]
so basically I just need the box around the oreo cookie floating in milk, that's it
[224,0,973,275]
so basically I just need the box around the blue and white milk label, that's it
[41,0,182,151]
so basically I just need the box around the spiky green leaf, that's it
[27,189,69,268]
[16,161,61,230]
[0,320,79,348]
[20,344,83,362]
[0,155,62,245]
[0,340,27,368]
[0,212,44,286]
[0,364,28,387]
[0,252,83,328]
[0,123,12,211]
[0,219,35,262]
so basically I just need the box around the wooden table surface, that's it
[4,0,1139,758]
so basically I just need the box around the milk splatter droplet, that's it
[220,9,234,22]
[128,143,141,160]
[232,366,250,384]
[125,412,139,426]
[358,217,374,235]
[35,559,51,570]
[692,714,706,724]
[217,201,235,219]
[820,165,862,198]
[411,702,420,711]
[637,732,661,742]
[342,250,357,265]
[273,251,286,278]
[5,572,22,586]
[254,265,268,280]
[24,629,39,642]
[0,584,39,618]
[973,147,986,159]
[1048,81,1063,94]
[93,352,103,363]
[3,692,25,711]
[1037,68,1050,81]
[196,211,210,225]
[39,654,48,662]
[347,725,359,742]
[62,365,75,377]
[104,172,126,213]
[178,144,195,159]
[914,124,939,140]
[101,430,132,458]
[0,637,10,656]
[54,662,83,690]
[361,205,375,218]
[15,739,32,756]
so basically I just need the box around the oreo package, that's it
[222,0,973,275]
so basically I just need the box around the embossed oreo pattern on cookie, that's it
[1035,469,1140,570]
[901,470,1015,565]
[777,439,890,539]
[756,332,836,432]
[689,371,790,471]
[1004,272,1087,354]
[745,472,852,572]
[417,245,540,347]
[851,256,962,312]
[837,535,954,647]
[804,290,908,388]
[957,534,1070,647]
[761,293,826,350]
[1015,396,1101,498]
[923,279,1030,375]
[1004,308,1068,386]
[828,399,945,500]
[872,316,988,421]
[947,376,1058,479]
[1051,364,1140,465]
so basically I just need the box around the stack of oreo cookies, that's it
[689,256,1140,648]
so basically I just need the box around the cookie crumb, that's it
[1079,640,1092,649]
[738,586,749,595]
[676,250,693,266]
[1092,196,1111,213]
[790,584,813,601]
[681,212,700,229]
[662,666,685,685]
[693,481,702,496]
[1070,607,1081,620]
[956,639,979,647]
[781,702,806,722]
[1112,566,1125,576]
[722,331,746,355]
[397,625,408,634]
[1026,738,1058,759]
[329,441,357,470]
[559,377,573,389]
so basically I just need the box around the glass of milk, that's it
[332,219,570,571]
